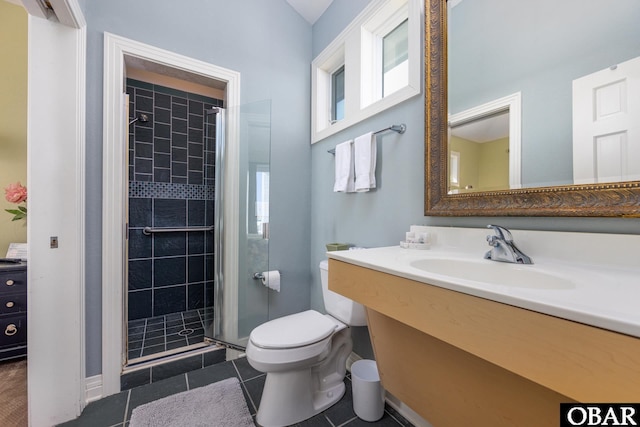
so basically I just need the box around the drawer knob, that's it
[5,279,15,286]
[5,324,17,336]
[6,301,14,308]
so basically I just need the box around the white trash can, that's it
[351,359,385,422]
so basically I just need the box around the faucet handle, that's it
[487,224,513,242]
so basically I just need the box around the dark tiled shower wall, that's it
[127,79,223,321]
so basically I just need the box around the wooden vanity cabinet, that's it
[0,262,27,361]
[329,259,640,427]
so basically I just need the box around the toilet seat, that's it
[250,310,338,349]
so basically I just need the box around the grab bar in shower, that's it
[142,226,213,236]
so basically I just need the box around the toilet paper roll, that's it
[261,270,280,292]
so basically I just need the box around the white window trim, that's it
[362,2,409,106]
[449,92,522,189]
[313,45,345,135]
[311,0,422,144]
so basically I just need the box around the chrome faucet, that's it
[484,225,533,264]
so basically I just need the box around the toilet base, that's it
[253,327,352,426]
[256,369,346,427]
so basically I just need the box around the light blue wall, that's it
[311,0,372,58]
[310,0,424,358]
[83,0,312,376]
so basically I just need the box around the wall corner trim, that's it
[84,375,103,404]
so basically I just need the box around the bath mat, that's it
[129,377,254,427]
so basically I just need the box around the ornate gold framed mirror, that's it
[424,0,640,217]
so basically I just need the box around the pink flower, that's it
[5,182,27,204]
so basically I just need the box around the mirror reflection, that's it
[447,0,640,194]
[449,110,509,193]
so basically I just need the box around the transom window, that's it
[332,66,345,123]
[311,0,421,143]
[383,19,408,97]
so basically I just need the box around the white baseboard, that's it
[84,374,103,404]
[347,352,432,427]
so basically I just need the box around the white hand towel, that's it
[333,140,355,193]
[354,132,376,192]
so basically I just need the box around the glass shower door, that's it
[204,100,271,350]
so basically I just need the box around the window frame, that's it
[331,65,346,123]
[311,0,421,144]
[382,18,409,98]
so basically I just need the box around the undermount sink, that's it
[409,258,575,290]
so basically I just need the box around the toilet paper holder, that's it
[253,270,282,292]
[252,271,281,280]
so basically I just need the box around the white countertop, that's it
[327,226,640,338]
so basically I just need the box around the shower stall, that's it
[125,78,271,366]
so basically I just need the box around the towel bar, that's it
[327,124,406,154]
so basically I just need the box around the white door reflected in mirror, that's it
[572,55,640,185]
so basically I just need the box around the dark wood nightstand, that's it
[0,261,27,361]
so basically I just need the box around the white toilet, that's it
[246,260,367,427]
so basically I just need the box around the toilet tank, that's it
[320,260,367,326]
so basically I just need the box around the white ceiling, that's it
[286,0,334,24]
[451,111,510,143]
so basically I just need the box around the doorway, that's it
[124,76,223,365]
[102,33,242,396]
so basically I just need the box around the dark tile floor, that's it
[128,307,214,362]
[58,357,414,427]
[120,345,226,390]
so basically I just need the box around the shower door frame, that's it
[102,33,241,397]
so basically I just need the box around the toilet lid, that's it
[250,310,338,349]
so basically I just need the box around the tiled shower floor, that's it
[127,307,214,363]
